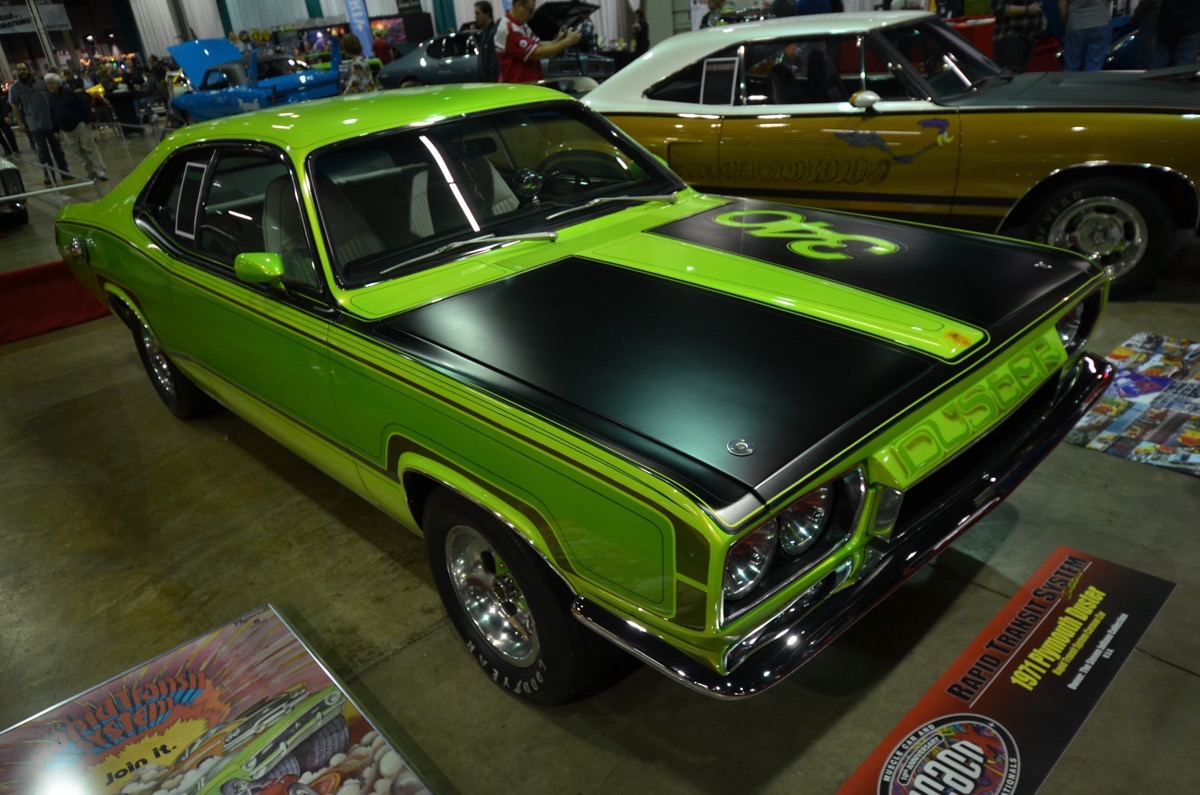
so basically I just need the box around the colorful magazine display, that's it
[0,605,430,795]
[1067,332,1200,477]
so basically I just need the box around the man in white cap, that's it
[45,72,107,181]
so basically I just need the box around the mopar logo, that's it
[889,337,1064,480]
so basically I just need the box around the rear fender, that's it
[1001,162,1200,233]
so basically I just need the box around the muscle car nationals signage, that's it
[0,1,69,34]
[839,547,1174,794]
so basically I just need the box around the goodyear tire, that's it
[127,309,220,419]
[293,714,349,771]
[1031,177,1173,297]
[423,488,622,706]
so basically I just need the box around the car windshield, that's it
[878,18,1001,98]
[310,103,681,289]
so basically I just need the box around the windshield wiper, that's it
[379,232,557,275]
[544,193,678,222]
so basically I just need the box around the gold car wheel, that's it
[1033,176,1172,297]
[1046,194,1148,281]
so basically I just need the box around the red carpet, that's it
[0,261,109,345]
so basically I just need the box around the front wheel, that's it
[127,310,220,419]
[1030,177,1173,297]
[423,489,625,705]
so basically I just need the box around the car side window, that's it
[744,36,859,106]
[866,33,934,100]
[140,147,319,289]
[428,36,446,59]
[645,47,743,104]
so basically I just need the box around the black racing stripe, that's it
[649,198,1096,331]
[372,257,936,507]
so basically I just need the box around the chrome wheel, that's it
[1045,194,1147,281]
[137,320,175,399]
[445,523,539,667]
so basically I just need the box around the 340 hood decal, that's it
[650,199,1095,331]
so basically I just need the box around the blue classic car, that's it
[168,38,341,123]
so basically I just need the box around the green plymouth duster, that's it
[56,84,1112,704]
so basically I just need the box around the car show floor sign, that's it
[0,604,430,795]
[1067,332,1200,478]
[839,547,1174,795]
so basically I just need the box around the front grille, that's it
[0,168,23,198]
[892,377,1059,538]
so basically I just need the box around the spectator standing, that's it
[632,6,650,52]
[1059,0,1111,71]
[60,67,86,92]
[45,73,107,181]
[990,1,1046,72]
[494,0,581,84]
[1154,0,1200,67]
[8,63,71,184]
[0,91,19,155]
[769,0,797,16]
[795,0,831,14]
[475,2,500,81]
[340,33,376,94]
[371,31,394,65]
[702,0,736,27]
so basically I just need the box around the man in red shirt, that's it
[495,0,581,83]
[371,31,394,65]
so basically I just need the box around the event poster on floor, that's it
[839,546,1175,794]
[0,604,429,795]
[1067,332,1200,478]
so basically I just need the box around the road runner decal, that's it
[836,118,954,166]
[650,199,1096,329]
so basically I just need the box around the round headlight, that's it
[723,521,777,600]
[779,486,832,557]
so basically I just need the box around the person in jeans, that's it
[991,1,1045,72]
[1134,0,1200,68]
[8,63,71,184]
[0,92,19,155]
[1060,0,1111,71]
[45,72,107,181]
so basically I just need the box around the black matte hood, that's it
[369,199,1100,520]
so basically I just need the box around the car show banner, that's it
[839,546,1174,795]
[0,1,70,34]
[0,605,430,795]
[1067,332,1200,478]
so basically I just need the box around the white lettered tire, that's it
[423,488,624,705]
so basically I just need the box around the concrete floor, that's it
[2,130,1199,794]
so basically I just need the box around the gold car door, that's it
[716,35,960,226]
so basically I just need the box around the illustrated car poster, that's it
[0,605,430,795]
[1067,332,1200,477]
[838,547,1174,794]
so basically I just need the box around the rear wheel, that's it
[1030,177,1173,297]
[423,488,628,705]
